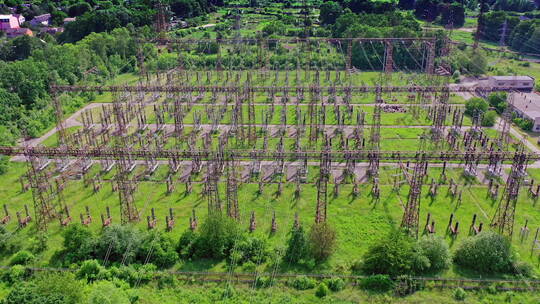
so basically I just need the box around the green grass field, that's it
[2,160,539,277]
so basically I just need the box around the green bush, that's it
[1,265,27,285]
[284,225,310,264]
[394,275,424,296]
[88,281,130,304]
[254,276,275,288]
[137,231,178,268]
[288,276,316,290]
[315,282,329,298]
[95,225,143,264]
[358,275,394,292]
[110,263,157,286]
[481,110,498,127]
[177,229,198,259]
[3,272,84,304]
[28,233,48,254]
[77,259,105,282]
[194,214,241,259]
[465,97,489,117]
[309,222,336,261]
[453,287,466,301]
[59,224,95,264]
[361,230,425,276]
[512,260,533,277]
[417,235,451,273]
[488,92,507,114]
[9,250,34,265]
[324,277,346,292]
[454,231,514,274]
[229,235,269,266]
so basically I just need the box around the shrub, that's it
[88,281,130,304]
[137,231,178,268]
[284,225,310,264]
[481,110,498,127]
[315,282,329,298]
[4,272,84,304]
[394,275,424,296]
[324,277,345,292]
[1,265,27,285]
[288,276,316,290]
[358,275,394,292]
[465,97,488,117]
[111,263,157,286]
[77,259,105,282]
[28,233,48,253]
[454,231,514,274]
[453,287,466,301]
[229,235,269,265]
[95,225,143,264]
[308,222,336,261]
[177,229,198,259]
[361,230,424,276]
[417,235,451,273]
[195,214,241,259]
[254,276,275,288]
[9,250,34,265]
[512,260,533,277]
[60,224,95,264]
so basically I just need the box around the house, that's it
[63,17,76,25]
[5,27,33,38]
[0,14,32,37]
[0,14,24,30]
[29,13,51,27]
[510,92,540,132]
[487,76,535,91]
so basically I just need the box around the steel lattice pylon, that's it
[315,139,331,224]
[400,154,427,238]
[491,147,528,238]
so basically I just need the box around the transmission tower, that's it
[315,138,331,223]
[401,155,427,238]
[491,146,528,238]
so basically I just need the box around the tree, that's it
[68,2,92,17]
[95,224,143,264]
[308,222,336,261]
[454,231,514,274]
[481,110,498,127]
[465,97,489,117]
[58,224,95,264]
[284,225,310,263]
[488,92,507,114]
[361,229,427,276]
[417,235,451,273]
[3,273,84,304]
[414,0,439,22]
[439,2,465,28]
[0,35,43,61]
[137,231,179,268]
[320,1,343,25]
[195,214,241,259]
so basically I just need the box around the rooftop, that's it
[489,76,535,81]
[511,92,540,119]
